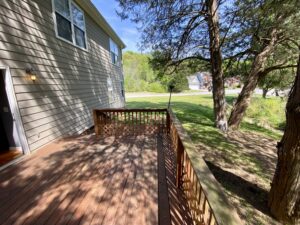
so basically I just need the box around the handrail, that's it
[167,109,242,225]
[93,108,242,225]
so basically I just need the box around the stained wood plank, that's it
[0,150,22,166]
[0,133,192,225]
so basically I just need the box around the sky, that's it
[91,0,140,52]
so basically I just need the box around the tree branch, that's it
[259,64,297,77]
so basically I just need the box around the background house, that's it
[0,0,126,156]
[187,72,212,90]
[188,72,241,90]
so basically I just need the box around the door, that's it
[0,70,12,151]
[0,68,29,154]
[0,69,21,151]
[0,118,9,151]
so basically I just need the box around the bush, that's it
[245,97,286,130]
[146,82,167,93]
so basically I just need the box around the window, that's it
[53,0,87,49]
[107,77,113,91]
[120,81,125,98]
[107,77,113,103]
[109,39,120,65]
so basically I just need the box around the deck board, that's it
[0,134,192,225]
[0,150,22,167]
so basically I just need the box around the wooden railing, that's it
[93,108,242,225]
[168,110,218,224]
[93,108,167,136]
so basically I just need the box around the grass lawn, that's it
[126,94,286,225]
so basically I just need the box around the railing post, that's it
[176,138,184,188]
[166,110,171,133]
[93,110,100,136]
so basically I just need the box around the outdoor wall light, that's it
[30,75,37,82]
[26,68,37,82]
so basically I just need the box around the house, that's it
[225,77,242,88]
[188,72,242,91]
[187,72,212,90]
[0,0,126,158]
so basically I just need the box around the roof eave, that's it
[76,0,126,49]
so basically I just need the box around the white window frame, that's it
[109,38,120,66]
[107,77,113,91]
[107,77,114,104]
[52,0,88,51]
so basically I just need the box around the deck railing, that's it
[93,108,242,225]
[93,108,167,136]
[168,110,218,225]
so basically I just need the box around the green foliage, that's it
[243,97,286,132]
[123,51,166,92]
[223,59,251,80]
[159,72,189,93]
[258,68,295,93]
[123,51,190,93]
[146,82,166,93]
[150,51,204,93]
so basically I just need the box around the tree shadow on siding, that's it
[0,0,124,151]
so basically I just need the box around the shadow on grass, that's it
[127,97,282,141]
[198,95,236,105]
[205,161,271,217]
[126,98,279,155]
[127,98,279,178]
[240,123,282,140]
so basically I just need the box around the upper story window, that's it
[109,39,120,65]
[53,0,87,49]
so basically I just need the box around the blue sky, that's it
[91,0,140,52]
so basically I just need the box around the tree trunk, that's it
[262,88,268,98]
[269,52,300,225]
[206,0,227,132]
[228,28,278,129]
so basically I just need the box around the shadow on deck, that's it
[0,132,192,225]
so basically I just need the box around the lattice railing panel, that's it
[93,109,167,137]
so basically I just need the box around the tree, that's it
[206,0,227,131]
[150,51,209,93]
[116,0,228,131]
[123,51,166,92]
[268,50,300,225]
[160,72,189,93]
[226,0,300,129]
[258,68,295,98]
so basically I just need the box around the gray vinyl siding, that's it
[0,0,125,151]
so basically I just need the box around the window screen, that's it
[56,13,72,42]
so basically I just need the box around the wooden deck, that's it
[0,150,22,166]
[0,133,192,225]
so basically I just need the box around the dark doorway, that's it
[0,69,22,165]
[0,117,9,151]
[0,71,10,152]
